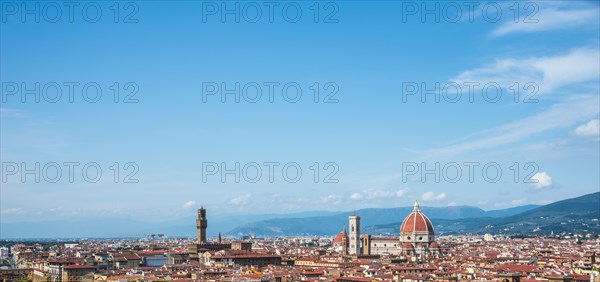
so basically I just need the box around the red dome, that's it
[429,242,438,248]
[401,242,414,249]
[333,227,347,244]
[400,201,434,234]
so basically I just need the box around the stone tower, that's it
[348,214,361,255]
[341,230,348,257]
[196,207,208,243]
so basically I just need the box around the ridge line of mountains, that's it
[227,192,600,237]
[2,192,598,239]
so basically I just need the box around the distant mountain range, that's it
[365,192,600,236]
[2,193,598,239]
[228,193,600,237]
[226,204,541,236]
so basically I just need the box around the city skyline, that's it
[2,1,599,280]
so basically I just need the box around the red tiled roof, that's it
[400,206,434,234]
[63,265,96,270]
[334,276,372,282]
[333,229,347,244]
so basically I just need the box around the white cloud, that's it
[1,208,24,214]
[511,199,527,206]
[320,195,342,205]
[394,189,409,197]
[350,188,408,201]
[422,192,434,201]
[425,47,600,158]
[423,95,599,158]
[452,48,600,95]
[229,194,252,206]
[492,6,599,37]
[49,207,63,212]
[181,200,196,209]
[530,172,553,189]
[421,192,446,201]
[575,119,600,137]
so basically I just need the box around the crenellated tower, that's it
[196,206,208,243]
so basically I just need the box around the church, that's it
[333,200,439,260]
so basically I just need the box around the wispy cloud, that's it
[320,195,342,205]
[0,108,25,118]
[511,199,527,206]
[229,194,252,206]
[350,188,408,201]
[452,48,600,95]
[491,4,599,37]
[423,95,599,158]
[1,208,24,215]
[350,188,409,201]
[421,192,446,202]
[181,200,197,209]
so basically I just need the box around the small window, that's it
[407,236,411,240]
[419,236,422,240]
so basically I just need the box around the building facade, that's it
[348,215,361,255]
[336,200,438,258]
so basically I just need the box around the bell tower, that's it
[196,206,208,243]
[348,214,361,255]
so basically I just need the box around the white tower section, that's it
[348,214,361,255]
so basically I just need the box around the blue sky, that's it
[1,1,599,223]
